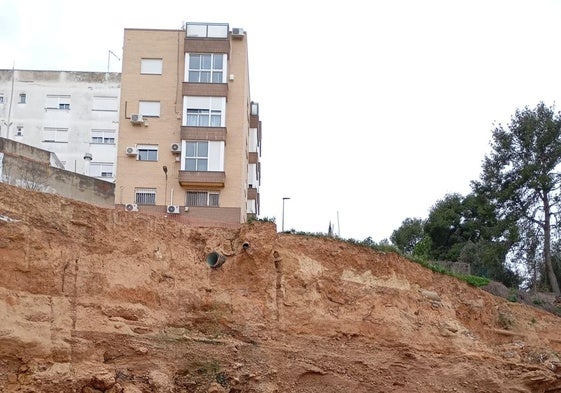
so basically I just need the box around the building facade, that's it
[0,70,120,182]
[116,22,262,226]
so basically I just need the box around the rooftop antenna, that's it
[2,61,15,138]
[107,50,121,77]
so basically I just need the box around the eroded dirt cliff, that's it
[1,183,561,393]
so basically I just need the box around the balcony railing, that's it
[247,187,257,200]
[180,126,227,141]
[178,170,225,187]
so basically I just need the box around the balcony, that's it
[184,23,230,54]
[250,101,260,128]
[179,171,225,187]
[182,82,228,97]
[247,187,258,200]
[248,151,258,164]
[181,126,227,141]
[185,22,229,39]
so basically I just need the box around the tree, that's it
[424,193,468,261]
[390,218,424,255]
[473,102,561,295]
[422,192,519,285]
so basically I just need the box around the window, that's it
[91,129,116,144]
[46,95,71,110]
[92,96,118,112]
[185,22,228,38]
[187,54,225,83]
[183,96,225,127]
[182,140,224,171]
[137,145,158,161]
[186,191,219,207]
[186,109,221,127]
[43,127,68,143]
[185,141,208,171]
[15,126,23,136]
[89,162,114,178]
[0,94,4,104]
[141,58,163,75]
[135,188,156,205]
[19,93,26,104]
[139,101,160,117]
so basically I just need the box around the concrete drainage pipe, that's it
[206,252,226,268]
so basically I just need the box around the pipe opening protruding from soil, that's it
[242,242,250,250]
[206,252,226,268]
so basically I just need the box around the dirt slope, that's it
[0,183,560,393]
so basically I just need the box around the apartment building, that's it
[0,70,120,181]
[116,22,262,226]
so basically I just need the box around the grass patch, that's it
[285,230,490,288]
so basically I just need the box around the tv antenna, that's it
[107,50,121,73]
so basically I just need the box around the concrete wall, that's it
[0,138,115,207]
[432,261,471,276]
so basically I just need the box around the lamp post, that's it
[162,166,168,205]
[83,153,93,175]
[282,197,290,232]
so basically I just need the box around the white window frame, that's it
[185,23,228,38]
[184,141,208,171]
[137,144,159,161]
[18,93,26,104]
[182,140,224,171]
[92,96,119,112]
[46,94,71,110]
[91,129,116,144]
[139,101,161,117]
[135,188,156,205]
[89,162,114,178]
[183,96,226,127]
[186,191,220,207]
[185,53,226,83]
[247,199,257,214]
[43,127,68,143]
[141,58,163,75]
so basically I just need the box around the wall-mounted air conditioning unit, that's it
[125,203,138,212]
[126,147,138,156]
[130,114,144,124]
[167,205,180,214]
[231,28,245,38]
[170,143,181,153]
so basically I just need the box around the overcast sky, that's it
[2,0,561,241]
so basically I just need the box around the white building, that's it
[0,70,120,181]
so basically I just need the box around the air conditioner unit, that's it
[125,203,138,212]
[167,205,180,214]
[130,114,144,124]
[126,147,138,156]
[231,28,245,38]
[170,143,181,153]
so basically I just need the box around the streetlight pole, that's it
[282,197,290,232]
[83,153,93,175]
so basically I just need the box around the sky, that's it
[1,0,561,242]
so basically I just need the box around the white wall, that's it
[0,70,120,181]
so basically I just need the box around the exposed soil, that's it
[0,183,560,392]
